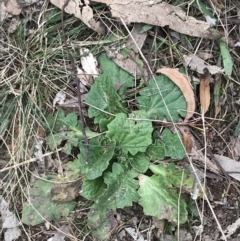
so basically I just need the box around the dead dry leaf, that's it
[57,94,88,109]
[184,54,224,75]
[0,196,21,241]
[178,127,193,153]
[125,23,148,53]
[230,136,240,161]
[197,51,214,61]
[8,17,19,33]
[5,0,22,15]
[0,2,7,23]
[80,48,100,82]
[53,89,66,107]
[16,0,40,7]
[95,0,222,39]
[214,154,240,182]
[156,68,195,121]
[49,224,70,241]
[221,217,240,240]
[50,0,105,35]
[77,68,92,89]
[200,68,211,114]
[104,45,148,77]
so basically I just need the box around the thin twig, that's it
[61,0,89,164]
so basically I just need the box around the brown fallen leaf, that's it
[95,0,222,39]
[183,54,224,75]
[50,0,105,35]
[177,127,193,153]
[200,68,211,115]
[214,154,240,182]
[156,68,195,121]
[0,2,7,22]
[5,0,22,15]
[104,45,148,78]
[125,23,148,53]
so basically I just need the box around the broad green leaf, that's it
[60,112,80,130]
[219,40,233,78]
[98,163,139,208]
[46,132,67,150]
[99,118,111,132]
[45,109,65,132]
[128,152,149,173]
[46,130,85,154]
[149,163,194,192]
[137,75,187,122]
[235,122,240,136]
[84,163,139,237]
[98,52,134,95]
[78,137,115,180]
[146,140,165,160]
[86,74,128,123]
[146,128,185,160]
[81,177,107,201]
[22,177,76,226]
[161,128,186,159]
[87,204,113,241]
[46,112,98,154]
[138,174,188,224]
[106,112,153,155]
[62,159,82,179]
[50,160,82,202]
[138,24,154,33]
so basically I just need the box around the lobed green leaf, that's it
[137,75,187,122]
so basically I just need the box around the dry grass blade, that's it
[156,68,195,121]
[200,68,211,115]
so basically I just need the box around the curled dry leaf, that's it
[95,0,222,39]
[50,0,105,35]
[80,48,100,79]
[53,89,66,107]
[8,17,20,33]
[178,127,193,153]
[200,68,211,114]
[77,67,93,89]
[0,2,7,22]
[5,0,22,15]
[214,154,240,182]
[104,45,147,77]
[156,68,195,121]
[183,54,224,75]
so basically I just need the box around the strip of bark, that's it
[200,68,211,115]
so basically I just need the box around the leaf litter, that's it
[0,196,21,241]
[2,0,240,240]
